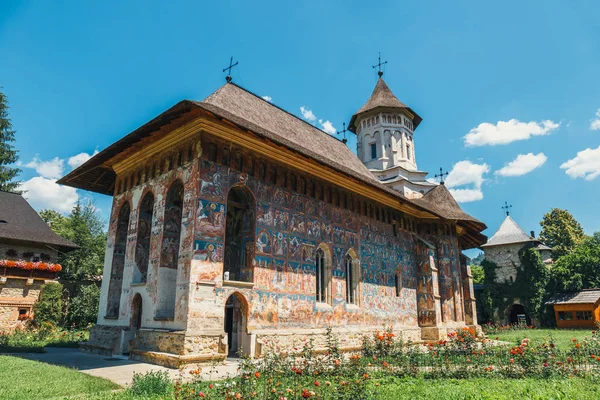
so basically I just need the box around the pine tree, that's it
[0,91,21,192]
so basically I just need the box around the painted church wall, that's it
[188,157,420,335]
[97,156,198,331]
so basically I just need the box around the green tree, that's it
[40,200,107,279]
[470,264,484,284]
[0,91,21,191]
[539,208,586,260]
[548,232,600,292]
[66,284,100,328]
[33,282,64,326]
[517,247,549,321]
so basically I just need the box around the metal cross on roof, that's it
[372,52,388,78]
[502,201,513,216]
[434,167,449,185]
[336,122,348,144]
[222,57,239,83]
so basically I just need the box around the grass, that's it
[79,377,600,400]
[373,377,600,400]
[0,355,119,400]
[492,328,592,350]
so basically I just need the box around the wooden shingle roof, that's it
[546,289,600,305]
[348,78,422,133]
[0,191,78,250]
[481,216,536,248]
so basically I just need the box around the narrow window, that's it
[316,249,326,303]
[394,272,401,297]
[406,144,411,160]
[370,143,377,160]
[345,255,355,304]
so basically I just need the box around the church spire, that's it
[372,52,387,78]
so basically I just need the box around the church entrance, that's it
[223,185,255,283]
[507,304,530,325]
[120,294,143,355]
[224,293,250,357]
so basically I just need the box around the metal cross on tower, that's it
[434,167,449,185]
[502,201,513,216]
[222,57,239,83]
[372,52,388,78]
[336,122,348,144]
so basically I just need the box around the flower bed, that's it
[0,324,88,353]
[0,259,62,272]
[161,327,600,399]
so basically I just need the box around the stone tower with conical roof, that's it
[348,77,436,199]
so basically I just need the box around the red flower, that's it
[301,389,311,398]
[314,381,320,387]
[254,371,261,379]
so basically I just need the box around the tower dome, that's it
[348,77,435,199]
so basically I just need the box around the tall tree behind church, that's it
[539,208,586,260]
[40,201,107,279]
[0,91,21,192]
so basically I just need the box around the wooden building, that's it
[0,191,78,330]
[546,289,600,329]
[58,78,487,367]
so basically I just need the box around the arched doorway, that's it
[224,293,250,357]
[507,304,530,325]
[123,294,143,355]
[131,294,143,330]
[223,185,255,283]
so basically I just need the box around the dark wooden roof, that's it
[546,289,600,305]
[412,184,487,249]
[348,78,423,133]
[0,191,78,251]
[57,82,486,248]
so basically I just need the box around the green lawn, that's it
[492,328,592,350]
[373,377,600,400]
[0,355,119,400]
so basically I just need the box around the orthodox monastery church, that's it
[59,73,486,367]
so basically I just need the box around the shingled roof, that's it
[57,81,486,247]
[0,191,78,251]
[413,184,484,226]
[348,78,422,133]
[546,289,600,305]
[481,215,536,248]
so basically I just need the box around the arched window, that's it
[315,245,333,305]
[156,180,184,319]
[106,202,130,318]
[316,249,326,303]
[345,254,359,305]
[224,185,256,283]
[133,193,154,283]
[394,270,401,297]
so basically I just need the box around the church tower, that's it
[348,75,436,199]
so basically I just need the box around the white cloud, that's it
[24,156,64,179]
[495,152,547,177]
[320,120,336,135]
[464,119,560,147]
[18,177,78,213]
[262,95,272,102]
[448,188,484,203]
[444,160,490,203]
[560,145,600,181]
[68,150,99,169]
[300,106,317,122]
[590,109,600,131]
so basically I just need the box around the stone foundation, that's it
[82,324,128,355]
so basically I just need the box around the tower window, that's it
[370,143,377,160]
[406,144,411,160]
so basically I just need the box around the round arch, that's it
[224,292,251,357]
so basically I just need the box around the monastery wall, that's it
[483,243,525,284]
[90,134,472,364]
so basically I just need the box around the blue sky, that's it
[1,1,599,254]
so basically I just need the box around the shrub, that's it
[33,282,63,326]
[128,370,173,396]
[66,284,100,328]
